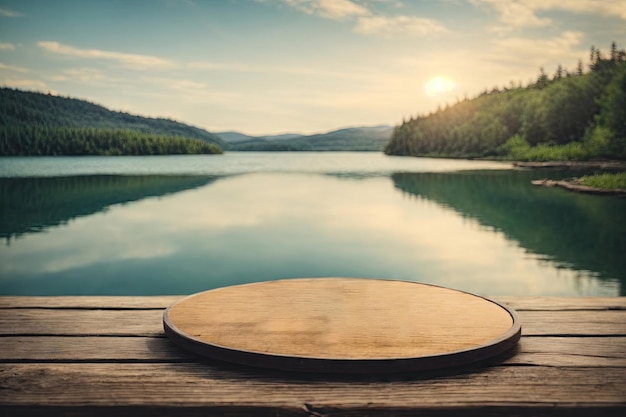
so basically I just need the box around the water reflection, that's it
[0,172,621,296]
[392,170,626,295]
[0,175,218,242]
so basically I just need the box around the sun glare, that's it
[424,76,456,97]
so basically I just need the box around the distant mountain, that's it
[216,132,303,143]
[228,125,393,151]
[0,88,225,155]
[260,133,303,141]
[215,131,255,143]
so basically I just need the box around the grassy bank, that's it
[578,172,626,189]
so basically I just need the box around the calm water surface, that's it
[0,153,624,296]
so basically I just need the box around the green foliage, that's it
[499,135,591,161]
[578,172,626,189]
[0,88,224,156]
[229,126,393,151]
[588,62,626,158]
[0,127,222,156]
[385,43,626,161]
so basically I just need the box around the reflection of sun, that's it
[424,76,456,97]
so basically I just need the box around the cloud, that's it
[492,31,584,64]
[284,0,369,19]
[284,0,448,37]
[0,78,48,90]
[0,7,22,17]
[471,0,550,28]
[168,79,208,90]
[472,0,626,30]
[187,61,256,72]
[525,0,626,20]
[0,42,16,50]
[37,41,176,70]
[63,68,106,82]
[187,60,369,79]
[355,15,448,37]
[0,63,29,73]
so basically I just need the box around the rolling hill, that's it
[226,125,393,151]
[0,88,224,155]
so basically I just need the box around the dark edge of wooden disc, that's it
[162,278,522,374]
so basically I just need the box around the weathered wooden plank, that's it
[0,309,162,336]
[0,364,624,409]
[520,311,626,335]
[0,296,624,416]
[507,336,626,367]
[1,336,625,367]
[2,405,625,417]
[0,296,182,309]
[0,336,192,362]
[495,296,626,311]
[2,296,625,311]
[2,308,625,336]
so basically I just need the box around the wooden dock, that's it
[1,295,625,416]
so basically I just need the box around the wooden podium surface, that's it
[164,278,521,373]
[2,294,625,416]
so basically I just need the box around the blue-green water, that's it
[0,153,624,296]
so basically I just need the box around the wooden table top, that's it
[1,294,625,416]
[164,278,520,372]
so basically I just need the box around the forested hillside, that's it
[0,88,224,155]
[385,43,626,161]
[230,125,393,151]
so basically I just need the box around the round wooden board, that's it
[163,278,521,373]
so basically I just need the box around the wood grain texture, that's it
[2,295,624,310]
[1,336,625,367]
[1,363,625,407]
[495,296,626,311]
[0,295,182,309]
[165,279,519,367]
[0,295,625,416]
[2,308,626,336]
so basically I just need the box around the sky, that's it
[1,0,625,136]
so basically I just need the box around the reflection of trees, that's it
[392,170,626,294]
[0,175,217,241]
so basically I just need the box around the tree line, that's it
[0,126,222,156]
[0,88,224,156]
[385,42,626,161]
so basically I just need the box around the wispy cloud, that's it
[488,31,585,68]
[62,68,106,82]
[355,15,448,37]
[283,0,448,37]
[0,7,22,17]
[471,0,550,28]
[0,63,29,73]
[187,60,363,79]
[527,0,626,20]
[37,41,176,70]
[472,0,626,30]
[1,78,48,90]
[0,42,16,50]
[187,61,256,72]
[285,0,369,19]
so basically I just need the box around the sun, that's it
[424,76,457,97]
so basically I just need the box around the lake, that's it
[1,152,624,296]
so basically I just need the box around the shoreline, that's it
[513,160,626,170]
[531,178,626,196]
